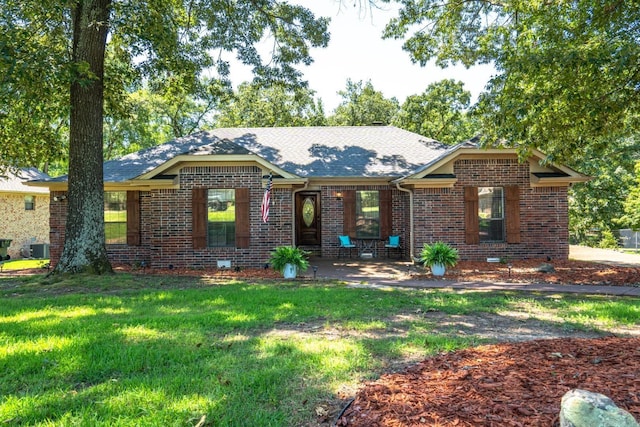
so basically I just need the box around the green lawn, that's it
[1,274,638,426]
[0,259,49,271]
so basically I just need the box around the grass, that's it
[0,259,49,271]
[0,273,638,426]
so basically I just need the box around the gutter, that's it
[395,182,415,261]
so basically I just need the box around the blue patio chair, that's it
[385,235,402,259]
[338,235,357,259]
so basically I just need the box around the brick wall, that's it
[320,185,409,258]
[0,193,49,258]
[48,158,570,269]
[49,166,295,270]
[413,158,569,261]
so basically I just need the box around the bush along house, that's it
[31,126,589,270]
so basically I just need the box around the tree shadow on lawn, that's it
[1,276,638,426]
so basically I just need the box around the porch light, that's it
[335,191,343,200]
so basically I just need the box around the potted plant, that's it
[420,242,459,276]
[268,246,310,279]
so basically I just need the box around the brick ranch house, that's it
[31,126,588,270]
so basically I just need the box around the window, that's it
[207,189,235,247]
[478,187,504,242]
[465,186,520,245]
[24,195,35,210]
[355,191,380,238]
[104,192,127,244]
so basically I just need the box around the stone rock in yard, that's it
[536,263,555,273]
[560,389,639,427]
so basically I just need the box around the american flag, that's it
[261,173,272,223]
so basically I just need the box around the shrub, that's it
[268,246,310,273]
[420,242,459,268]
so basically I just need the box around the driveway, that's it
[569,245,640,267]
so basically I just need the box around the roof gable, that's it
[396,139,590,187]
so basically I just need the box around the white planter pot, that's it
[283,263,297,279]
[430,263,446,277]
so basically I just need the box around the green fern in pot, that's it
[268,246,310,278]
[420,242,459,276]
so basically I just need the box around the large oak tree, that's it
[383,0,640,162]
[1,0,329,273]
[392,79,478,144]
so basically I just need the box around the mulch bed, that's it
[419,259,640,287]
[5,258,640,287]
[336,336,640,426]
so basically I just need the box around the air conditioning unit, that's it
[30,244,50,259]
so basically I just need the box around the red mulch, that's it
[107,258,640,287]
[7,258,640,287]
[124,259,640,287]
[422,259,640,287]
[336,337,640,426]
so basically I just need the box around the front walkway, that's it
[307,254,640,297]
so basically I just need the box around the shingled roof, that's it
[0,168,50,193]
[48,126,453,183]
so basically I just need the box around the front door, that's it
[295,192,321,246]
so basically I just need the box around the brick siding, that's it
[0,193,49,258]
[414,158,569,261]
[48,158,570,269]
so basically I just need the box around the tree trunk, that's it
[55,0,113,274]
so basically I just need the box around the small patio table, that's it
[356,238,380,258]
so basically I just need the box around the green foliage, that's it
[392,79,479,144]
[268,246,310,273]
[0,0,70,172]
[598,230,619,249]
[1,0,330,273]
[215,81,326,127]
[568,137,638,245]
[619,161,640,231]
[420,242,459,268]
[384,1,640,163]
[328,79,399,126]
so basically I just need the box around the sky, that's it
[233,1,496,113]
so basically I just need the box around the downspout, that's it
[291,180,309,245]
[395,182,415,262]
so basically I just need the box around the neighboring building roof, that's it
[47,126,451,183]
[0,168,50,194]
